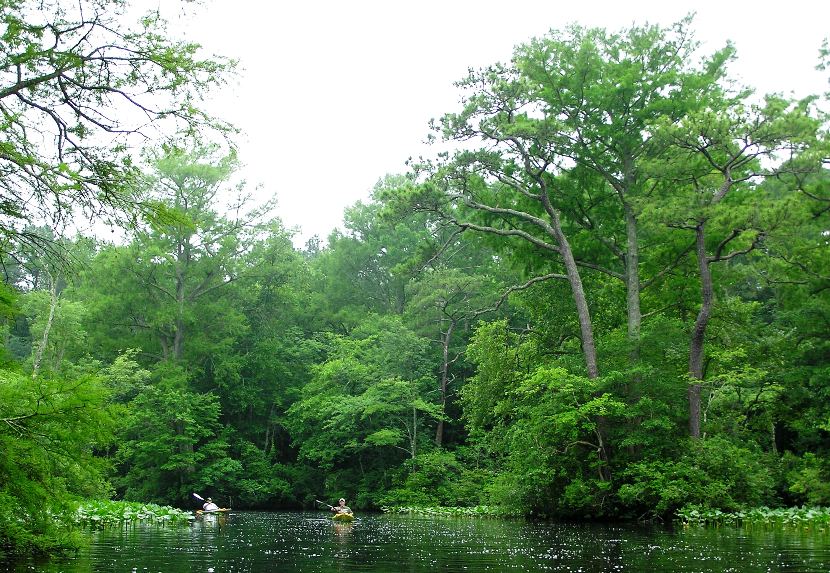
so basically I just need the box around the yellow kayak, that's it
[332,512,354,522]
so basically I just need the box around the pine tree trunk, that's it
[689,224,712,439]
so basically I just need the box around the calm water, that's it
[4,511,830,572]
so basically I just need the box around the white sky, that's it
[166,0,829,246]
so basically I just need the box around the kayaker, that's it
[203,497,220,512]
[330,498,352,515]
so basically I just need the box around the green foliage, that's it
[0,489,86,558]
[677,505,830,530]
[74,500,194,528]
[3,13,830,564]
[0,367,115,555]
[80,144,272,366]
[230,440,293,507]
[0,280,16,320]
[0,0,235,258]
[286,315,438,506]
[114,386,227,505]
[378,450,490,508]
[463,320,631,517]
[99,349,152,403]
[307,188,432,328]
[21,289,88,373]
[461,320,537,432]
[785,453,830,506]
[618,437,778,517]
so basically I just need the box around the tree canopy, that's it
[0,0,234,252]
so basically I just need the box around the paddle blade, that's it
[192,492,205,501]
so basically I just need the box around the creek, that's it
[3,510,830,572]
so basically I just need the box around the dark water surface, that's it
[4,511,830,572]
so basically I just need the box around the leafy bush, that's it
[228,441,293,507]
[0,492,84,558]
[378,450,489,508]
[784,453,830,506]
[0,368,115,556]
[618,436,777,517]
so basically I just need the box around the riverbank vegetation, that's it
[74,500,194,528]
[381,505,512,518]
[1,1,829,559]
[677,506,830,531]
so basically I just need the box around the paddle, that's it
[315,499,334,510]
[192,492,206,503]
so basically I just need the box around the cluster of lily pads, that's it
[381,505,513,518]
[677,505,830,530]
[73,500,194,528]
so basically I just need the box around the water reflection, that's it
[332,520,353,555]
[193,511,229,531]
[1,511,829,572]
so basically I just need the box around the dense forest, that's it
[2,1,829,557]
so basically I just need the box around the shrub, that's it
[377,450,489,508]
[618,436,777,517]
[784,453,830,506]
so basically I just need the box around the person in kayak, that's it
[330,498,352,515]
[203,497,220,512]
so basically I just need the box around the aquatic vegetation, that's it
[73,500,194,528]
[380,505,516,518]
[677,505,830,530]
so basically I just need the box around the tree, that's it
[739,169,830,501]
[0,0,234,254]
[83,144,274,363]
[223,232,318,459]
[462,319,627,516]
[405,267,500,445]
[23,285,87,377]
[512,16,733,355]
[417,19,733,381]
[651,95,822,437]
[0,228,96,376]
[285,316,439,505]
[308,175,437,331]
[115,386,231,504]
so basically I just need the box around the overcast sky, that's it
[167,0,829,246]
